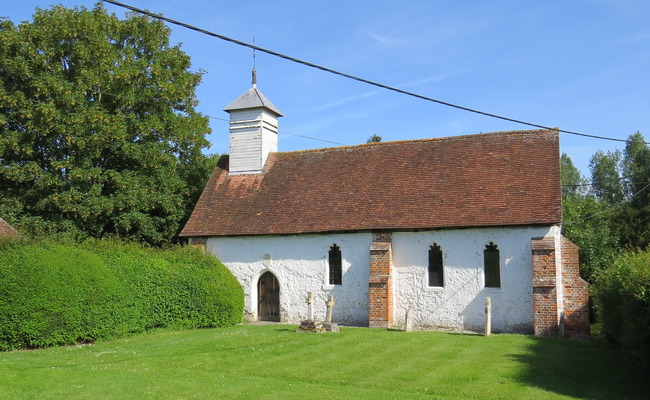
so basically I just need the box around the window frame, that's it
[483,241,501,288]
[427,243,444,287]
[328,244,342,285]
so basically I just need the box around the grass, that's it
[0,325,647,400]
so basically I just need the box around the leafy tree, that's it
[560,153,588,198]
[562,195,619,283]
[366,134,382,143]
[590,150,624,205]
[586,133,650,250]
[614,205,650,251]
[561,153,619,282]
[618,132,650,249]
[593,249,650,364]
[0,5,214,245]
[622,131,650,210]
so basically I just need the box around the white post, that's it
[485,297,492,336]
[306,292,314,321]
[405,308,414,332]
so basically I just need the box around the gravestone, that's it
[297,292,339,333]
[322,295,339,332]
[325,295,335,322]
[298,292,323,332]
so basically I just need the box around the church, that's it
[180,76,589,336]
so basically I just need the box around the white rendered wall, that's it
[204,225,558,332]
[392,226,558,333]
[206,233,372,326]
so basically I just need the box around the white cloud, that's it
[615,31,650,44]
[394,68,479,89]
[309,90,382,112]
[364,31,399,47]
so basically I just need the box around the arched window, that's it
[328,244,342,285]
[428,243,444,287]
[484,242,501,288]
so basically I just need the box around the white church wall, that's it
[205,225,559,332]
[206,233,372,326]
[392,226,557,333]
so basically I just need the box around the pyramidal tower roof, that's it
[223,69,283,116]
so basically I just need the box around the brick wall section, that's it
[531,238,559,336]
[369,232,394,328]
[0,218,18,239]
[561,236,590,337]
[531,235,590,337]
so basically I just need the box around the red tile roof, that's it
[181,129,562,237]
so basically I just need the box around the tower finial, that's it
[252,36,257,87]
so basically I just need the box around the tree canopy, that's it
[561,131,650,282]
[0,5,215,245]
[366,134,382,143]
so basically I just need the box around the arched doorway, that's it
[257,271,280,321]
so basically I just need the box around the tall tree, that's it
[561,153,619,282]
[586,133,650,250]
[0,5,214,245]
[562,195,620,283]
[622,131,650,210]
[590,150,624,205]
[618,132,650,249]
[560,153,588,198]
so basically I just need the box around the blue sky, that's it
[4,0,650,175]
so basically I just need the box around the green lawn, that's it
[0,325,647,399]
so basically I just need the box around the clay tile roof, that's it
[180,129,562,237]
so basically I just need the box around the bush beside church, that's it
[0,238,243,350]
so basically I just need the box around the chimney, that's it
[223,71,283,174]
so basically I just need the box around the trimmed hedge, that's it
[594,249,650,365]
[0,238,243,350]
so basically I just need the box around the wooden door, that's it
[257,272,280,321]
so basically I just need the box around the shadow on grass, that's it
[511,336,649,400]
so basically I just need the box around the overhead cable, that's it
[102,0,649,145]
[206,115,347,145]
[563,182,650,225]
[80,87,347,146]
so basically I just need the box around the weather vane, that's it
[252,36,257,86]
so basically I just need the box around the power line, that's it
[102,0,650,146]
[206,115,347,146]
[76,90,650,227]
[563,182,650,225]
[79,87,346,146]
[562,178,650,187]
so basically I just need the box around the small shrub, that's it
[0,237,243,350]
[593,249,650,365]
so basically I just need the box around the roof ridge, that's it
[275,128,557,155]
